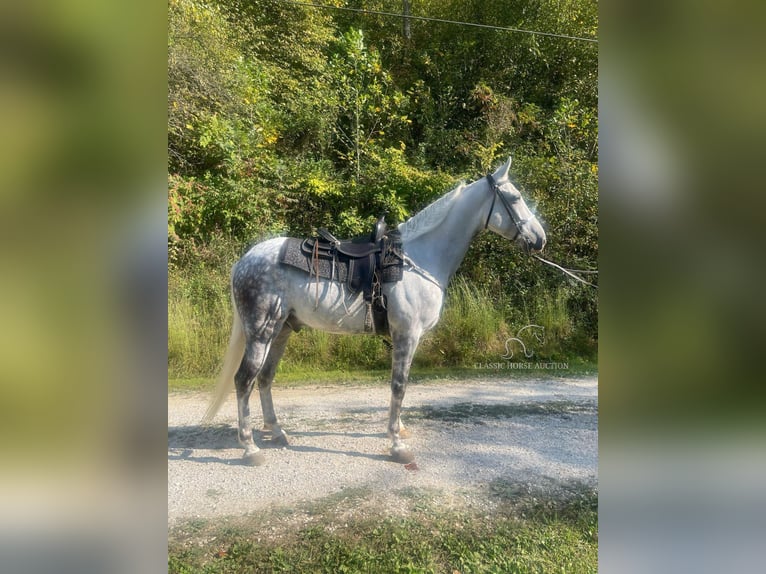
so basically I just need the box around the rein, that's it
[402,255,444,292]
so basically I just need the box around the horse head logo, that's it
[501,325,545,359]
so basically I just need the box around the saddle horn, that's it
[371,212,388,243]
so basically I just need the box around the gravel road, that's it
[168,376,597,526]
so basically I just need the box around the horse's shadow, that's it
[168,424,391,465]
[292,429,387,440]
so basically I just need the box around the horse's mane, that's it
[397,182,467,241]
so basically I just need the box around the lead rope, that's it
[533,254,598,288]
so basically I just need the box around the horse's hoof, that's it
[390,448,415,464]
[243,451,266,466]
[271,433,290,447]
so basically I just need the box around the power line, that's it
[279,0,598,44]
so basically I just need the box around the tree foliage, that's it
[167,0,598,357]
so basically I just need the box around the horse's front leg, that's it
[388,332,420,464]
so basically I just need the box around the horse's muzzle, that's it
[522,235,545,254]
[531,236,546,253]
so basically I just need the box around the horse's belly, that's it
[288,279,370,334]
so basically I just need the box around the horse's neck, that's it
[406,180,490,286]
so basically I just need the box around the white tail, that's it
[201,300,245,424]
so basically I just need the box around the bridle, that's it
[483,173,536,241]
[483,173,596,287]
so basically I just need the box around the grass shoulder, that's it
[168,360,597,393]
[169,482,597,574]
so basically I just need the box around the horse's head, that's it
[486,156,546,253]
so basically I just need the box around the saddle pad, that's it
[278,238,349,283]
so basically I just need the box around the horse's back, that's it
[238,236,287,264]
[231,237,288,295]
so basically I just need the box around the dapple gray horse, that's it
[203,156,546,465]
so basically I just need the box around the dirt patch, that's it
[168,377,597,526]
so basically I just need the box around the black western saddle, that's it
[278,215,404,334]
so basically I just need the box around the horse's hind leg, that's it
[235,336,274,466]
[235,311,285,465]
[257,324,292,446]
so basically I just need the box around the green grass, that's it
[168,360,597,392]
[168,260,597,380]
[168,484,598,574]
[169,267,234,379]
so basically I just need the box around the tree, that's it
[329,29,410,183]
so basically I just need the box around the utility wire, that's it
[279,0,598,44]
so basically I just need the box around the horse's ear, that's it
[496,155,512,180]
